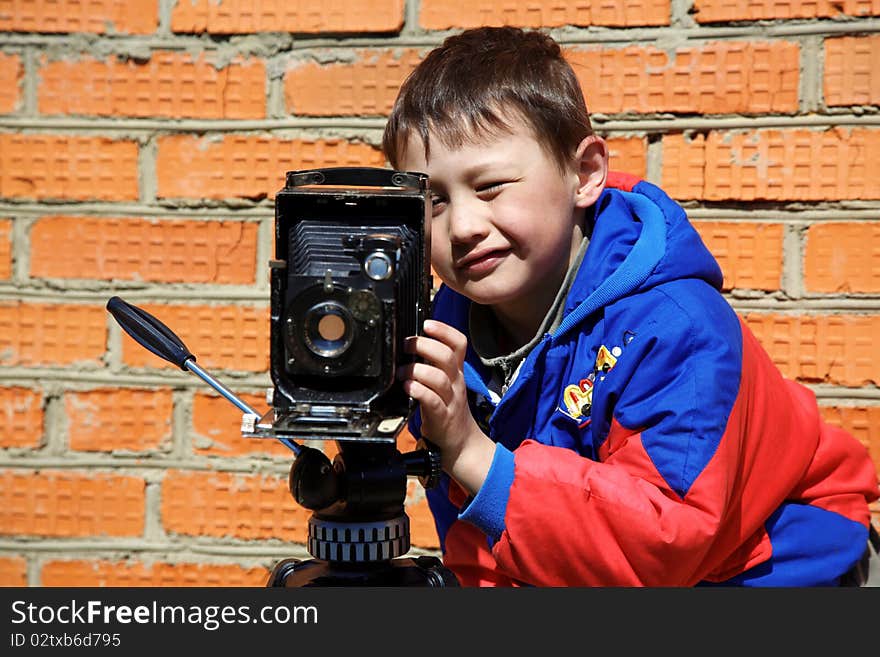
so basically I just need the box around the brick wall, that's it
[0,0,878,587]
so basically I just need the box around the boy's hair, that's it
[382,26,593,171]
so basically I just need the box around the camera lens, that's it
[304,301,354,358]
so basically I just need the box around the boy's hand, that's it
[397,320,495,495]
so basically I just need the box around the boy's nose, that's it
[447,198,490,244]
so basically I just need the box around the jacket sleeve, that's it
[459,288,877,585]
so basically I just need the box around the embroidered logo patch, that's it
[561,374,595,424]
[595,344,618,373]
[558,344,622,426]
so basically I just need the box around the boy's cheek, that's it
[429,241,448,268]
[428,255,454,284]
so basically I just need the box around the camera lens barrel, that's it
[283,283,382,379]
[303,301,354,359]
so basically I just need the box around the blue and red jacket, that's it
[412,174,879,586]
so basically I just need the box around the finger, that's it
[399,362,455,403]
[404,335,456,370]
[402,378,448,416]
[422,320,468,357]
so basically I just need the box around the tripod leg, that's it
[266,558,302,587]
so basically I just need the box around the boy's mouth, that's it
[455,247,511,275]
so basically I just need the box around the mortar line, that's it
[1,19,879,50]
[3,113,878,133]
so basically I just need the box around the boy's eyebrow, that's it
[426,160,515,190]
[464,161,504,175]
[456,159,517,179]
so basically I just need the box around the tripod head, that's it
[270,439,456,586]
[106,296,458,587]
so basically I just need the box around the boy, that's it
[384,26,880,586]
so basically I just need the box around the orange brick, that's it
[41,559,269,587]
[192,391,292,457]
[171,0,404,34]
[824,35,880,107]
[398,427,418,451]
[406,480,439,549]
[568,41,799,115]
[804,222,880,293]
[606,137,648,179]
[820,404,880,524]
[694,0,879,22]
[66,388,173,452]
[0,134,139,201]
[155,135,385,200]
[693,221,784,291]
[0,301,106,367]
[0,217,11,280]
[161,469,310,542]
[0,0,157,33]
[743,313,880,386]
[420,0,671,28]
[38,52,266,119]
[0,469,145,537]
[29,216,258,284]
[0,52,22,113]
[820,405,880,479]
[0,387,43,449]
[661,128,880,201]
[285,49,423,116]
[0,556,27,586]
[120,303,269,372]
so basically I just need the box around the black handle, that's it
[106,296,194,370]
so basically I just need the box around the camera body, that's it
[255,167,431,443]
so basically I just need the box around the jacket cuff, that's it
[458,443,515,544]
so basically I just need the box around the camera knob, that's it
[421,444,442,489]
[402,439,442,489]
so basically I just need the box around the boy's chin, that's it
[449,281,524,309]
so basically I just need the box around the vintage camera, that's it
[105,167,454,585]
[249,167,432,444]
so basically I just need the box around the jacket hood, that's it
[553,179,723,342]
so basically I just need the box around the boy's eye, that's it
[475,181,506,196]
[430,195,447,215]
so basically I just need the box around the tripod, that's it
[268,440,458,586]
[106,296,459,587]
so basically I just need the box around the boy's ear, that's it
[572,135,608,209]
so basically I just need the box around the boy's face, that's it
[399,116,592,319]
